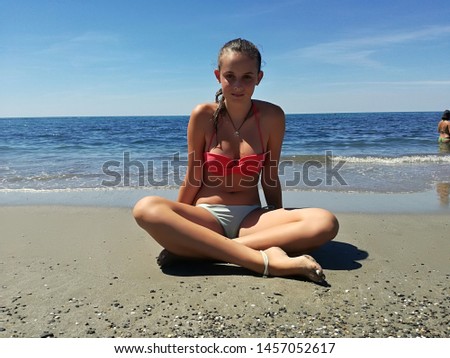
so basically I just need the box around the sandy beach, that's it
[0,204,448,338]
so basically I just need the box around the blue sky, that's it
[1,0,450,116]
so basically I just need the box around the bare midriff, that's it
[194,173,261,206]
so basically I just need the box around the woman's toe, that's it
[301,255,326,283]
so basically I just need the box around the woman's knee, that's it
[306,208,339,240]
[132,195,169,224]
[324,210,339,239]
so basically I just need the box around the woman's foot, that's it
[263,247,326,283]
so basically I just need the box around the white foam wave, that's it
[333,154,450,165]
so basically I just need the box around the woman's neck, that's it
[224,100,253,124]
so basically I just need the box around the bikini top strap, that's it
[207,127,217,150]
[253,102,265,151]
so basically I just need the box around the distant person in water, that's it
[438,110,450,144]
[132,38,338,282]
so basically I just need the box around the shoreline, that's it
[0,187,449,213]
[0,204,449,338]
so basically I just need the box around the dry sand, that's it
[0,206,448,338]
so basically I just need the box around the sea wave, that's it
[281,153,450,165]
[333,154,450,164]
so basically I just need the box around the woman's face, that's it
[215,51,263,103]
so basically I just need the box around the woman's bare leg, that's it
[132,196,326,281]
[236,207,339,253]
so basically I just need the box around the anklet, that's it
[260,250,269,278]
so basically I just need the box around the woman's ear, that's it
[257,71,264,85]
[214,69,221,83]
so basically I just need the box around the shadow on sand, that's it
[311,240,368,271]
[160,241,368,285]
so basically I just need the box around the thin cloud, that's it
[33,32,139,70]
[41,31,120,56]
[287,25,450,67]
[327,80,450,87]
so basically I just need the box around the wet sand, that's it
[0,206,448,338]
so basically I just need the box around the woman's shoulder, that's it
[188,102,217,127]
[253,100,284,120]
[438,119,449,127]
[253,100,285,139]
[253,100,285,127]
[191,102,217,118]
[253,99,284,115]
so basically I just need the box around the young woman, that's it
[438,110,450,144]
[133,38,339,282]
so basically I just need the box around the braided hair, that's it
[211,38,262,132]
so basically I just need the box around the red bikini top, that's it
[204,103,266,176]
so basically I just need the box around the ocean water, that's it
[1,112,449,204]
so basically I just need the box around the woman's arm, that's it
[261,105,285,209]
[177,105,209,205]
